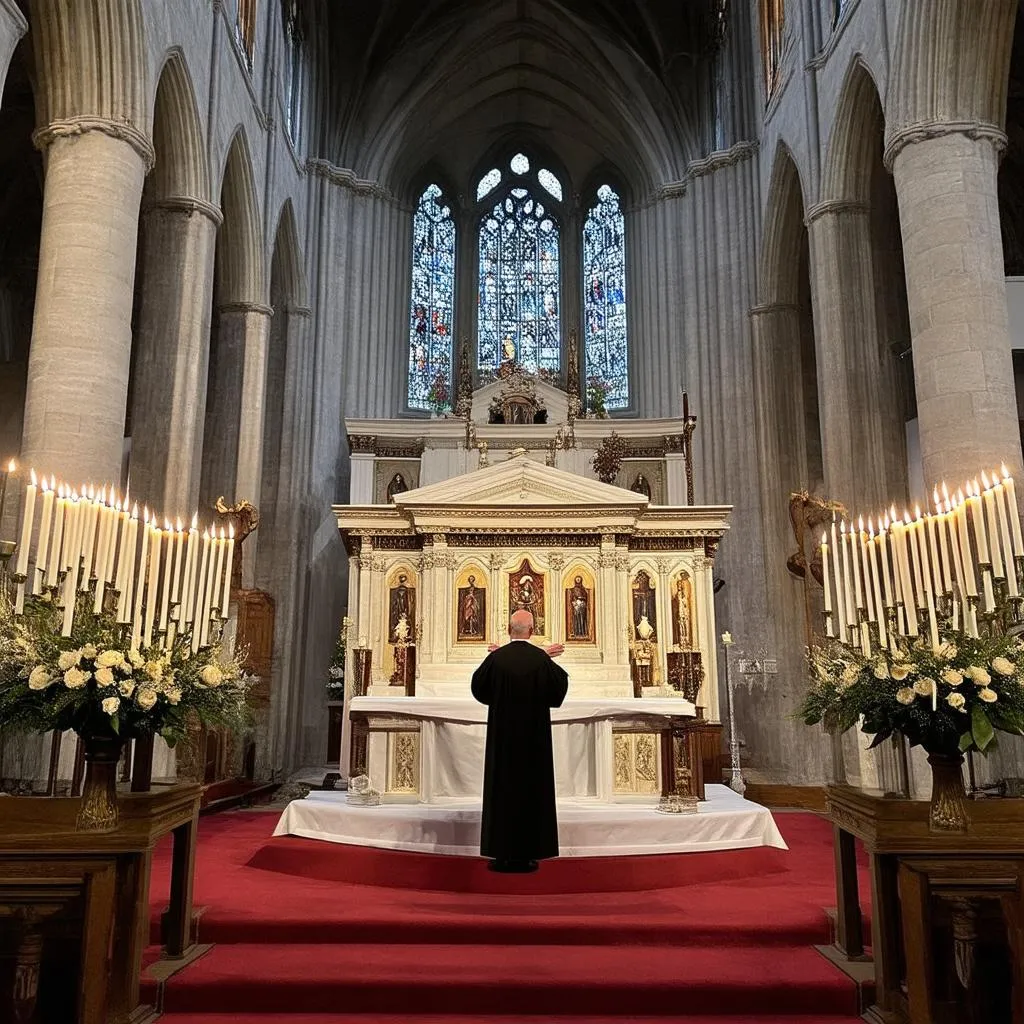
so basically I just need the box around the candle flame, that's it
[858,515,864,532]
[882,515,889,531]
[942,481,950,501]
[840,520,847,534]
[203,528,210,540]
[945,498,952,513]
[821,531,827,545]
[868,520,875,538]
[1002,463,1010,480]
[57,484,64,499]
[6,458,14,473]
[229,523,235,539]
[165,518,171,531]
[132,502,139,519]
[914,504,921,520]
[143,506,150,524]
[176,517,183,532]
[190,512,198,529]
[890,504,898,522]
[904,511,912,526]
[933,486,940,506]
[982,470,991,490]
[29,468,37,486]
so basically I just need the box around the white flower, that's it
[890,664,913,681]
[136,687,158,711]
[145,660,164,682]
[947,692,966,711]
[200,665,224,688]
[914,678,936,697]
[57,649,82,671]
[94,667,115,686]
[942,668,964,687]
[896,687,916,705]
[63,666,89,689]
[967,666,991,686]
[128,649,145,670]
[97,650,125,669]
[101,696,120,715]
[28,666,53,690]
[165,687,182,705]
[118,679,136,697]
[937,642,958,661]
[873,661,890,680]
[979,688,999,703]
[992,656,1016,677]
[82,644,98,660]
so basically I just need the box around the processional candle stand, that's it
[720,630,745,795]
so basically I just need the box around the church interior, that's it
[3,0,1024,1021]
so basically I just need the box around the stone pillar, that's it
[130,198,221,518]
[21,125,151,483]
[889,128,1023,487]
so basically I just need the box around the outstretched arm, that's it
[544,643,564,658]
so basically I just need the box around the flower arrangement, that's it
[426,371,450,414]
[586,376,612,418]
[326,616,350,698]
[0,591,251,748]
[802,629,1024,758]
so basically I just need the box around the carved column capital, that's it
[884,119,1007,171]
[33,116,155,171]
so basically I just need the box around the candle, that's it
[840,521,855,628]
[955,491,978,596]
[62,490,79,571]
[220,524,235,618]
[192,530,212,652]
[170,518,185,605]
[893,513,919,635]
[157,519,175,637]
[45,487,66,588]
[1002,464,1024,557]
[77,486,97,589]
[119,506,139,624]
[131,509,151,650]
[820,532,832,622]
[906,511,926,608]
[849,522,864,611]
[210,528,225,617]
[143,520,162,648]
[867,522,888,650]
[934,488,953,594]
[994,472,1019,597]
[913,514,940,652]
[831,518,848,643]
[102,494,121,586]
[113,500,130,598]
[92,495,113,612]
[981,471,1005,579]
[15,469,37,577]
[201,530,220,643]
[180,514,199,624]
[0,458,14,532]
[877,517,894,609]
[31,478,55,595]
[968,481,990,564]
[857,518,874,622]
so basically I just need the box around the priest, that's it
[471,610,568,873]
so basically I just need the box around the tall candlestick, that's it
[220,524,235,618]
[32,478,55,595]
[994,472,1019,598]
[840,521,855,628]
[170,518,185,606]
[210,528,225,617]
[119,506,139,624]
[857,518,875,623]
[143,521,162,649]
[968,481,990,564]
[201,530,220,644]
[820,532,833,624]
[131,510,151,650]
[893,514,918,635]
[955,491,979,596]
[15,470,37,577]
[913,513,940,652]
[934,489,953,594]
[906,511,926,609]
[867,521,887,650]
[831,518,848,644]
[981,471,1005,579]
[180,515,199,624]
[1002,464,1024,557]
[45,487,66,588]
[877,517,894,609]
[77,487,98,589]
[849,522,864,611]
[159,520,174,636]
[102,494,121,586]
[192,530,211,652]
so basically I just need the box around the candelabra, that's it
[721,631,743,795]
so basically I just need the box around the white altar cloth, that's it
[351,696,696,803]
[273,784,788,858]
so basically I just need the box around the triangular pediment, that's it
[470,376,568,424]
[393,455,649,508]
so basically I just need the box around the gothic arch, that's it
[821,57,885,203]
[216,129,265,305]
[270,199,307,310]
[758,142,807,306]
[148,50,208,202]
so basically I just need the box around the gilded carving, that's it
[547,552,565,570]
[388,732,419,793]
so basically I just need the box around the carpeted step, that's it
[156,1015,863,1023]
[153,942,860,1017]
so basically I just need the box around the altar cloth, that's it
[273,784,788,858]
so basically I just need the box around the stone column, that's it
[22,124,151,483]
[130,198,221,518]
[889,128,1023,487]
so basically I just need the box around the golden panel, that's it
[386,731,420,793]
[612,731,661,795]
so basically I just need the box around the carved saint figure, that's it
[457,575,487,641]
[565,574,593,642]
[631,571,657,640]
[630,473,652,498]
[671,573,694,650]
[508,559,545,634]
[386,473,408,502]
[388,573,416,642]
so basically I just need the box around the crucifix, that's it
[682,392,698,506]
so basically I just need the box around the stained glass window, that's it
[538,168,562,201]
[477,168,501,200]
[510,152,530,174]
[407,184,456,410]
[478,188,560,373]
[582,184,629,409]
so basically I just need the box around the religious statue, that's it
[386,473,408,502]
[457,575,487,641]
[671,573,693,649]
[502,335,516,362]
[630,473,652,499]
[214,496,260,595]
[631,571,657,639]
[564,574,594,642]
[508,557,545,634]
[388,573,417,642]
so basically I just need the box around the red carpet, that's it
[145,811,869,1022]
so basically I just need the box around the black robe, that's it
[471,641,569,861]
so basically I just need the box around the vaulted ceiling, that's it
[324,0,727,198]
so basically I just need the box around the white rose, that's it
[63,666,89,689]
[28,665,53,690]
[128,649,145,670]
[165,687,182,705]
[136,687,158,711]
[200,665,224,688]
[967,666,992,686]
[96,650,125,669]
[873,662,890,680]
[82,644,98,660]
[101,696,120,715]
[57,649,82,671]
[978,688,999,703]
[118,679,136,697]
[937,642,958,661]
[890,664,913,681]
[946,692,966,711]
[895,687,916,705]
[992,656,1016,677]
[145,660,164,682]
[942,668,964,687]
[913,678,936,697]
[94,667,115,686]
[840,664,860,686]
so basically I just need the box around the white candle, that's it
[113,501,130,597]
[840,521,855,628]
[15,470,37,577]
[856,518,874,623]
[220,524,235,618]
[180,515,199,624]
[62,491,80,571]
[831,518,848,643]
[849,523,864,611]
[907,512,926,609]
[1002,464,1024,557]
[821,532,832,615]
[994,474,1019,597]
[934,489,953,594]
[31,478,55,595]
[894,515,919,635]
[201,530,220,644]
[877,517,894,609]
[78,487,98,588]
[981,471,1004,579]
[159,520,174,635]
[143,521,162,648]
[968,481,990,564]
[102,494,121,585]
[92,496,113,613]
[867,523,888,650]
[118,507,139,624]
[170,519,185,605]
[210,528,225,617]
[192,530,211,652]
[914,516,940,652]
[131,509,150,650]
[955,491,978,596]
[45,487,66,588]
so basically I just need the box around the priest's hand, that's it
[487,643,500,652]
[544,643,565,658]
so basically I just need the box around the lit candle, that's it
[830,517,848,643]
[77,486,98,589]
[840,521,856,628]
[45,486,66,588]
[855,518,873,621]
[849,522,864,612]
[118,505,139,624]
[1002,464,1024,557]
[143,520,162,648]
[192,529,212,652]
[981,471,1005,579]
[968,481,990,564]
[994,471,1019,598]
[934,488,952,594]
[32,477,55,595]
[220,524,235,618]
[955,491,978,596]
[92,494,113,612]
[170,518,185,606]
[158,519,175,636]
[113,499,130,598]
[865,522,885,646]
[893,514,918,635]
[102,493,121,586]
[131,509,150,650]
[200,530,219,645]
[821,532,833,625]
[907,511,926,609]
[210,527,225,617]
[62,490,80,572]
[877,516,894,609]
[180,514,199,625]
[15,469,37,578]
[914,513,940,653]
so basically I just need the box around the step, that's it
[157,1015,863,1023]
[153,943,859,1017]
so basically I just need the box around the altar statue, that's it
[386,473,408,502]
[630,473,651,498]
[509,559,545,634]
[457,575,486,641]
[631,571,657,639]
[671,573,693,649]
[388,573,416,641]
[565,575,593,642]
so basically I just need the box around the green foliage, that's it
[801,628,1024,756]
[0,590,252,744]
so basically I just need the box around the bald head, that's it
[509,610,534,638]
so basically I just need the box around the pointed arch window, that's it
[407,184,456,410]
[282,0,304,144]
[235,0,257,69]
[477,188,560,373]
[582,184,629,410]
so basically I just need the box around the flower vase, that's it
[927,751,969,833]
[76,733,123,832]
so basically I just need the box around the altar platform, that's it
[272,784,787,858]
